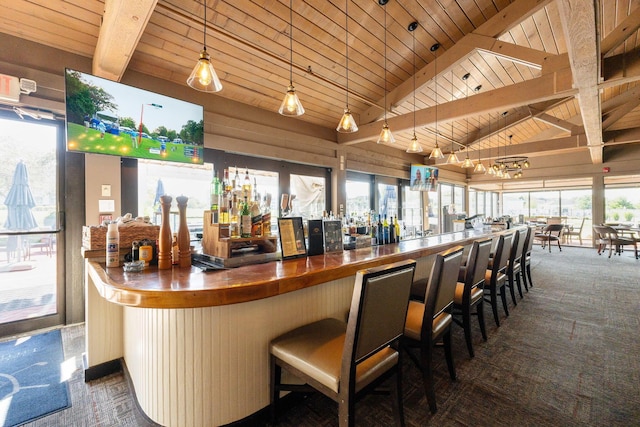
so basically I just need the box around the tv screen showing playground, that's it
[64,68,204,164]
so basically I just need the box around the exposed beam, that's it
[557,0,603,164]
[359,0,555,125]
[339,65,575,145]
[602,98,640,130]
[531,111,575,132]
[478,39,551,70]
[93,0,158,81]
[601,6,640,57]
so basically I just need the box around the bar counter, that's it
[84,228,497,426]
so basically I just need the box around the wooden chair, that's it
[269,259,417,427]
[403,246,464,414]
[483,233,513,327]
[452,238,492,358]
[534,224,564,252]
[564,218,585,245]
[593,225,638,259]
[505,228,527,305]
[521,226,535,291]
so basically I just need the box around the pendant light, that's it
[337,0,358,133]
[406,21,422,153]
[187,0,223,93]
[377,0,395,144]
[460,72,475,168]
[474,113,487,173]
[487,114,496,176]
[279,0,305,116]
[429,43,444,159]
[445,70,460,164]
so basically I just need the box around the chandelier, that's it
[490,155,530,179]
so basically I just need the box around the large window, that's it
[290,174,325,219]
[346,179,371,219]
[402,185,423,238]
[604,176,640,224]
[377,183,398,220]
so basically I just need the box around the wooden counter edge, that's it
[86,229,517,309]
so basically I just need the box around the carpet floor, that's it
[10,244,640,426]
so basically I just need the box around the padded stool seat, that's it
[270,318,398,394]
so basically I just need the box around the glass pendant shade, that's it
[474,161,486,173]
[429,143,444,159]
[406,133,423,153]
[523,160,530,168]
[487,165,496,175]
[187,49,223,92]
[446,151,460,164]
[461,156,475,168]
[279,85,305,116]
[377,123,395,144]
[337,108,359,133]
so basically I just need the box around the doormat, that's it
[0,329,70,426]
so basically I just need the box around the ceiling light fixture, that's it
[490,112,530,179]
[279,0,304,116]
[473,88,486,173]
[187,0,223,93]
[445,70,460,164]
[377,0,394,144]
[428,43,444,159]
[406,21,422,153]
[337,0,358,133]
[378,0,396,144]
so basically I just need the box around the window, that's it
[402,185,422,237]
[346,180,371,219]
[604,178,640,224]
[290,174,325,219]
[377,183,398,220]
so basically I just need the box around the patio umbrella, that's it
[153,179,165,212]
[4,160,38,231]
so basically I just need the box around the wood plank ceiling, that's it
[3,0,640,166]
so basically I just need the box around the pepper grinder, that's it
[176,195,191,268]
[157,195,173,269]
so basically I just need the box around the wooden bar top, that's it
[86,229,497,309]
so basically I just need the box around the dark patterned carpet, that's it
[9,244,640,426]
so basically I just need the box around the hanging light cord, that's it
[383,5,387,123]
[288,0,293,85]
[413,29,416,135]
[202,0,207,51]
[345,0,349,109]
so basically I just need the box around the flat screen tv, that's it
[64,68,204,164]
[410,164,438,192]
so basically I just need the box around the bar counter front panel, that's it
[84,229,501,426]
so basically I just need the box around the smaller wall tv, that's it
[64,68,204,164]
[410,164,438,192]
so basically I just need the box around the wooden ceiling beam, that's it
[339,65,575,145]
[601,6,640,57]
[557,0,603,164]
[93,0,158,81]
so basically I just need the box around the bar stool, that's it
[505,228,527,305]
[483,233,513,327]
[269,259,417,427]
[403,246,464,414]
[452,238,493,358]
[521,226,535,291]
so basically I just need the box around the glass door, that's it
[0,114,63,335]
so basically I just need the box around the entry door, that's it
[0,113,64,336]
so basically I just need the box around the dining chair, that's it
[534,224,564,252]
[505,228,527,305]
[483,233,513,327]
[565,218,585,245]
[521,226,535,291]
[452,238,492,358]
[269,259,417,427]
[592,225,638,259]
[403,246,464,414]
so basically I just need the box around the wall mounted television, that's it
[410,164,438,192]
[64,68,204,164]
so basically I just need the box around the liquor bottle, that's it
[242,168,252,199]
[389,216,396,244]
[394,217,401,241]
[241,196,252,238]
[210,170,221,223]
[383,215,390,244]
[250,199,262,237]
[377,215,384,245]
[230,192,239,238]
[219,169,230,223]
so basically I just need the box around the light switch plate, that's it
[101,184,111,197]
